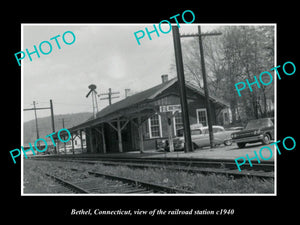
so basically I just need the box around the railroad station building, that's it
[66,75,229,154]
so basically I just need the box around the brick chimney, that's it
[161,74,168,83]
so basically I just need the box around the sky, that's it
[22,24,219,122]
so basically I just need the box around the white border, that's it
[21,23,277,196]
[274,23,277,196]
[21,24,24,195]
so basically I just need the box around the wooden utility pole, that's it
[98,88,120,105]
[24,99,56,152]
[32,101,40,143]
[167,114,174,152]
[49,99,57,154]
[172,26,193,153]
[181,25,222,148]
[59,118,68,154]
[137,115,144,154]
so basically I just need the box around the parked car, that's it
[174,125,237,150]
[226,126,244,131]
[231,117,274,148]
[157,124,238,151]
[156,123,203,151]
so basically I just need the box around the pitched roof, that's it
[94,77,178,119]
[69,77,228,132]
[94,77,229,119]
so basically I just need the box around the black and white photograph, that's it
[4,5,298,222]
[21,24,276,195]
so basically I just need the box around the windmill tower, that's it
[86,84,99,119]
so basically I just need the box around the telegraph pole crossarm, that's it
[23,107,51,111]
[180,32,222,38]
[98,88,120,105]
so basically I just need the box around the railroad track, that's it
[73,156,274,171]
[34,156,274,179]
[45,167,196,194]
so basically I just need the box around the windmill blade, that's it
[86,89,93,98]
[93,89,98,95]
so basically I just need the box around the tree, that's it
[171,25,275,124]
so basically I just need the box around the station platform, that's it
[39,143,275,162]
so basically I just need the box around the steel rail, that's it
[74,160,274,179]
[34,155,274,172]
[46,168,196,194]
[35,157,274,179]
[87,171,196,194]
[45,173,90,193]
[87,157,274,171]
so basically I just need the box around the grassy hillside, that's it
[23,112,93,144]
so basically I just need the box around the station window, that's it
[173,112,183,136]
[196,108,208,126]
[148,114,162,138]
